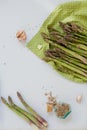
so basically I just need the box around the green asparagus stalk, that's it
[49,30,87,54]
[44,49,87,76]
[17,92,48,127]
[48,49,87,69]
[55,48,81,62]
[48,27,67,45]
[71,43,87,51]
[41,33,87,64]
[60,56,87,73]
[47,26,64,37]
[1,97,40,130]
[66,43,87,57]
[64,55,87,69]
[8,96,45,130]
[67,22,87,37]
[51,32,87,52]
[49,34,87,58]
[48,30,87,49]
[44,56,87,79]
[77,44,87,51]
[48,26,87,47]
[57,65,87,81]
[59,22,72,33]
[67,42,87,52]
[54,41,87,58]
[59,22,87,35]
[64,35,87,45]
[74,33,87,41]
[67,22,84,31]
[45,50,87,75]
[50,34,67,46]
[60,22,87,42]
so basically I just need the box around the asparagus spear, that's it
[45,49,87,74]
[51,32,87,51]
[17,92,48,127]
[60,22,87,42]
[67,42,87,52]
[66,43,87,57]
[64,35,87,45]
[44,54,87,81]
[64,55,87,69]
[8,96,45,130]
[59,22,72,33]
[45,48,87,77]
[41,33,87,64]
[47,49,87,69]
[49,33,87,58]
[76,44,87,51]
[74,33,87,41]
[57,65,87,81]
[1,97,40,130]
[44,53,87,78]
[47,27,64,37]
[59,22,87,35]
[49,31,87,54]
[48,28,87,52]
[68,22,87,37]
[48,26,87,46]
[59,56,87,73]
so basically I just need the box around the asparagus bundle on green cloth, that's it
[27,1,87,82]
[41,21,87,82]
[1,93,48,130]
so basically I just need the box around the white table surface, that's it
[0,0,87,130]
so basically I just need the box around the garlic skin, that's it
[76,95,82,103]
[16,30,27,41]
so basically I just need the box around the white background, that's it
[0,0,87,130]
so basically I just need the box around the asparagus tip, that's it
[17,91,22,99]
[41,32,46,38]
[1,97,6,104]
[59,21,64,27]
[8,96,13,105]
[17,91,20,96]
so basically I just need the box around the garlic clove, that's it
[16,30,27,41]
[76,95,82,103]
[37,44,42,50]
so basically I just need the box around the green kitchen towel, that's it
[27,1,87,83]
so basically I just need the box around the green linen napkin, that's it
[27,1,87,83]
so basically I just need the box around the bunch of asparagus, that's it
[41,22,87,82]
[1,92,48,130]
